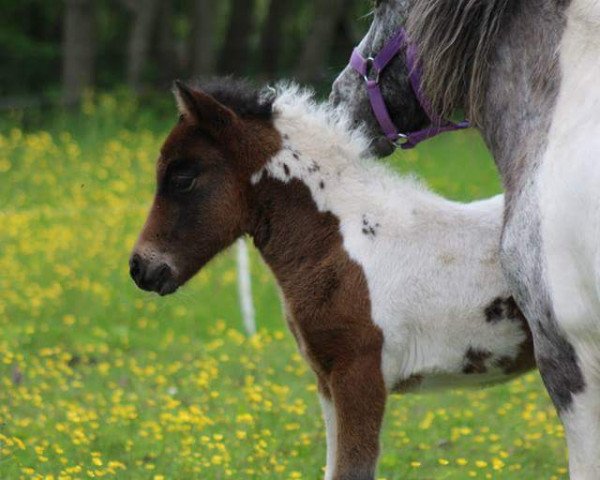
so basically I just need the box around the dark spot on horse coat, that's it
[484,297,526,324]
[494,356,514,372]
[283,163,290,176]
[361,215,380,238]
[485,298,505,322]
[293,152,299,160]
[308,162,320,173]
[480,297,535,375]
[505,297,523,320]
[462,347,492,374]
[319,181,325,189]
[532,305,586,412]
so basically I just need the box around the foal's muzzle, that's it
[129,253,178,296]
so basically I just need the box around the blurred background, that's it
[0,2,568,479]
[2,0,368,105]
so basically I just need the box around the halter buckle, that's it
[363,57,380,84]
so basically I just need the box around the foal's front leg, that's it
[318,380,337,480]
[328,353,387,480]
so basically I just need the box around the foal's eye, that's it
[171,175,196,192]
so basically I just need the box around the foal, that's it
[130,79,534,480]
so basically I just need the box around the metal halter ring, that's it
[363,57,380,83]
[393,133,409,146]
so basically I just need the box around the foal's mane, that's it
[407,0,513,125]
[196,77,275,120]
[194,77,372,159]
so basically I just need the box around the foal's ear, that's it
[173,80,237,137]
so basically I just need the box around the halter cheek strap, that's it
[350,28,470,150]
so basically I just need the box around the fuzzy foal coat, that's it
[132,82,534,480]
[248,87,534,479]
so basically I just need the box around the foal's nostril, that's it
[129,253,176,294]
[129,254,142,282]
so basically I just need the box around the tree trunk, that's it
[294,0,346,83]
[259,0,288,78]
[191,0,216,78]
[62,0,95,104]
[155,0,179,85]
[124,0,161,92]
[219,0,257,75]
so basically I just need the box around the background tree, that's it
[62,0,96,104]
[191,0,217,78]
[122,0,162,92]
[0,0,367,104]
[154,0,180,85]
[259,0,290,79]
[219,0,258,75]
[294,0,347,83]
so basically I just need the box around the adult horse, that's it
[331,1,600,478]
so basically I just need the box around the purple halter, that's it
[350,28,469,150]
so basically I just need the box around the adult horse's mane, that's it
[407,0,513,124]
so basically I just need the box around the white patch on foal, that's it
[252,85,530,392]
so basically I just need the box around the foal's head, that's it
[129,80,280,295]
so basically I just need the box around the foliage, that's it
[0,96,568,479]
[0,0,62,95]
[0,0,364,97]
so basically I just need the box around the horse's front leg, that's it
[561,374,600,480]
[328,352,387,480]
[536,339,600,480]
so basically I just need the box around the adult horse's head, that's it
[331,0,508,158]
[330,0,429,157]
[129,80,279,295]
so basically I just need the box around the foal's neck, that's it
[244,95,441,291]
[247,174,344,293]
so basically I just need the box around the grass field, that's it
[0,92,568,479]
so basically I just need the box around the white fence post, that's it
[236,238,256,336]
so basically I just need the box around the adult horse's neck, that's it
[478,1,568,206]
[479,3,600,477]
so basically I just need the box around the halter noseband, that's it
[350,28,469,150]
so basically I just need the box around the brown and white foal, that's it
[130,79,535,480]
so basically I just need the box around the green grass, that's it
[0,93,567,479]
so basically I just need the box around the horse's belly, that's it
[393,370,522,394]
[377,315,533,395]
